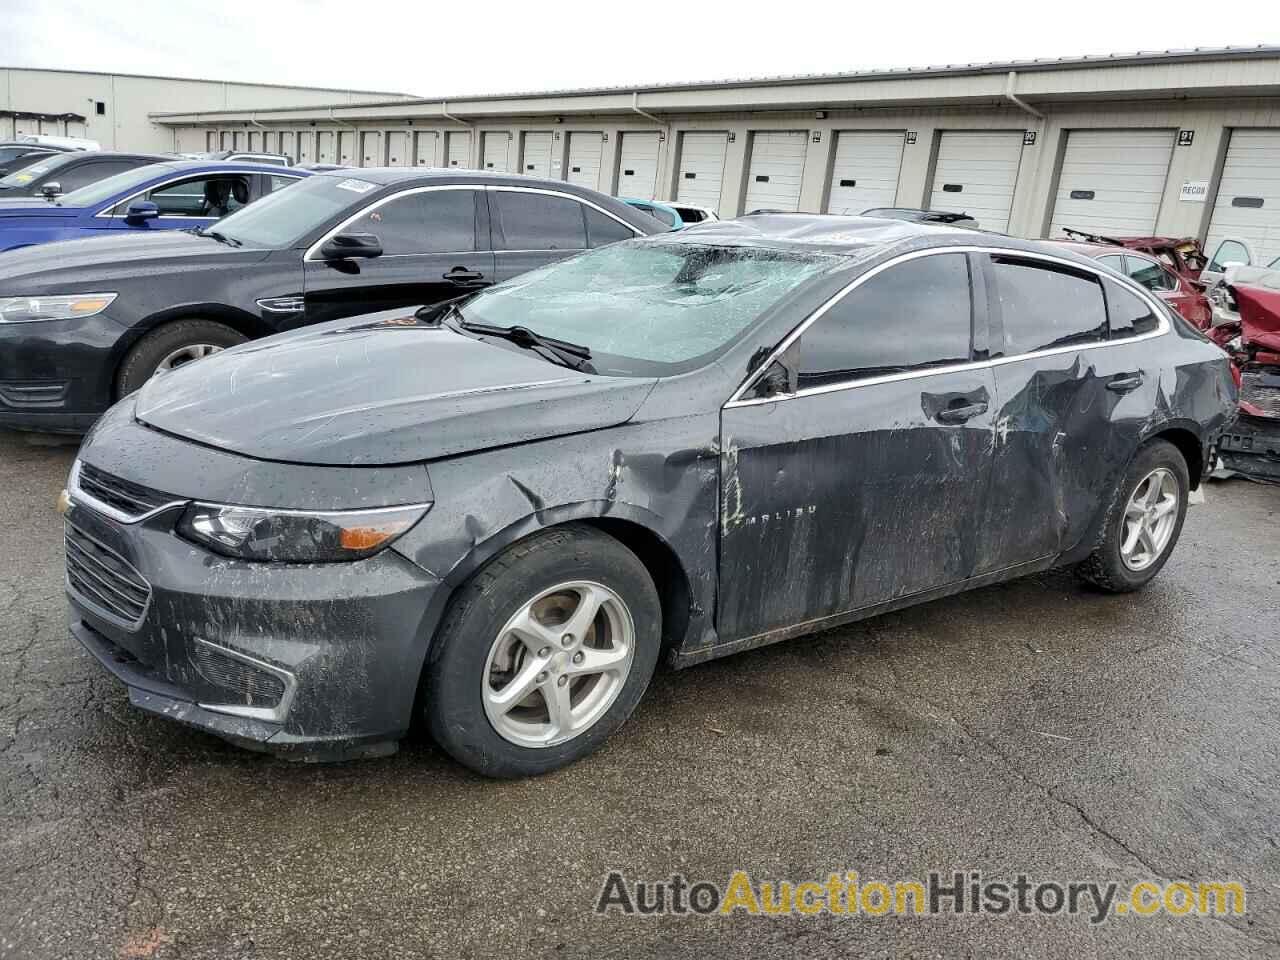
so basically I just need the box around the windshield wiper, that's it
[455,317,595,373]
[196,228,242,247]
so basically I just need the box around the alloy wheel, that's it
[1119,467,1180,572]
[154,343,224,374]
[481,580,635,748]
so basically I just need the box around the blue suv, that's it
[0,160,309,252]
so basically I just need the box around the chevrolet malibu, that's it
[63,216,1237,777]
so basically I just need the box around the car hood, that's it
[134,314,658,466]
[0,230,266,286]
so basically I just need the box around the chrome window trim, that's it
[90,169,284,219]
[193,637,298,724]
[67,459,189,524]
[724,245,1171,409]
[303,184,483,262]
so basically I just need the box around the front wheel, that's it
[425,524,661,778]
[116,319,247,399]
[1077,439,1190,593]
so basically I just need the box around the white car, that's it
[666,202,718,224]
[16,134,101,152]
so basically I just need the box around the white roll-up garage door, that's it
[1205,129,1280,269]
[482,132,510,172]
[825,131,905,214]
[522,132,554,178]
[317,131,336,163]
[567,133,604,190]
[297,132,314,163]
[359,131,382,167]
[677,132,728,214]
[617,132,661,200]
[1048,129,1175,238]
[386,131,408,166]
[928,131,1024,233]
[414,132,435,166]
[446,131,471,168]
[279,131,296,162]
[744,131,807,213]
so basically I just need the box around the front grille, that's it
[191,642,287,708]
[64,523,151,627]
[1241,366,1280,419]
[76,462,176,519]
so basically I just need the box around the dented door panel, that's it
[717,368,996,644]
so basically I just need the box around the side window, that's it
[267,175,302,194]
[1105,280,1162,339]
[147,175,250,217]
[1208,239,1250,272]
[1096,254,1126,273]
[584,207,635,248]
[1125,256,1177,292]
[345,189,477,255]
[796,253,973,390]
[989,257,1107,355]
[57,160,137,193]
[494,191,586,250]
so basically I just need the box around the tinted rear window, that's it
[990,257,1107,355]
[1105,280,1161,339]
[494,191,586,250]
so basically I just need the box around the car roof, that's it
[312,166,595,190]
[132,159,312,176]
[648,213,1111,268]
[1049,239,1161,264]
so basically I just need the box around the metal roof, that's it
[148,45,1280,118]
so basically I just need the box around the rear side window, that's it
[1125,256,1177,292]
[989,257,1106,355]
[55,160,139,193]
[1105,281,1161,339]
[797,253,973,389]
[494,191,586,250]
[584,207,635,248]
[346,189,477,255]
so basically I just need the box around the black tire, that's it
[425,524,661,778]
[115,319,247,399]
[1076,439,1190,593]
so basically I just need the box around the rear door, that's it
[488,187,600,281]
[718,251,996,641]
[975,253,1145,572]
[302,185,494,325]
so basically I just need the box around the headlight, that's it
[0,293,117,324]
[176,502,430,562]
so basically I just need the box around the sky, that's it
[1,0,1273,98]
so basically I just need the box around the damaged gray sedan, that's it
[64,216,1237,777]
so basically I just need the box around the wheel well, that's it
[114,309,272,395]
[580,518,692,657]
[1150,427,1203,489]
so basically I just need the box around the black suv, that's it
[0,150,169,198]
[0,169,661,432]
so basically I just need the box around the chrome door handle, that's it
[936,401,989,424]
[1106,374,1144,393]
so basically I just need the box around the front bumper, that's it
[65,495,445,758]
[0,311,127,433]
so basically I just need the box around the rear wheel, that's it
[116,319,247,399]
[425,524,661,778]
[1077,439,1190,592]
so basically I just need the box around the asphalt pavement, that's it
[1,429,1277,959]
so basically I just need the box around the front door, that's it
[717,251,996,643]
[302,185,495,325]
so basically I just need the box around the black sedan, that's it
[63,216,1237,776]
[0,168,659,432]
[0,150,169,198]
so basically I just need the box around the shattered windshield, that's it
[459,241,838,376]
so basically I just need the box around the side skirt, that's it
[671,555,1057,669]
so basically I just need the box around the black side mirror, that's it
[39,182,62,199]
[319,233,383,261]
[124,201,160,224]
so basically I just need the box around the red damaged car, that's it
[1061,229,1209,287]
[1214,270,1280,480]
